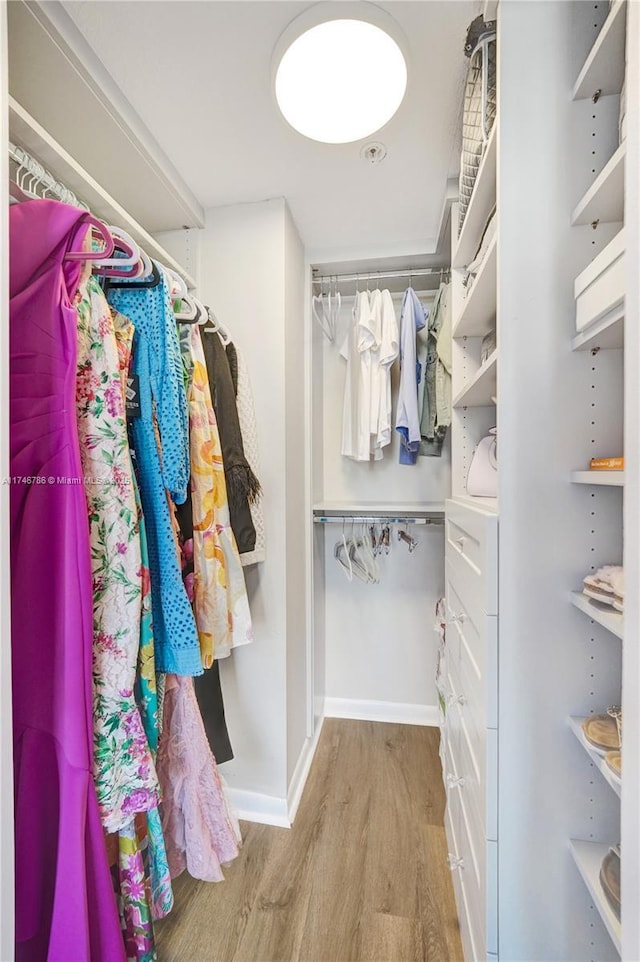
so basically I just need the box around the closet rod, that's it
[313,516,444,526]
[312,267,450,284]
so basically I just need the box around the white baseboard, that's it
[225,788,290,828]
[225,701,437,828]
[287,714,326,825]
[324,697,439,727]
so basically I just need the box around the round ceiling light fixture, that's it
[273,9,408,145]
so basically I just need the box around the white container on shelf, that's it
[575,228,625,332]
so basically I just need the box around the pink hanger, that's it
[65,216,114,261]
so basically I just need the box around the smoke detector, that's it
[361,142,387,165]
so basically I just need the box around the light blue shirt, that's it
[395,287,428,465]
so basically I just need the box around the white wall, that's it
[194,197,310,807]
[1,2,15,956]
[310,269,327,726]
[318,293,450,712]
[198,199,289,801]
[284,204,308,782]
[153,226,202,289]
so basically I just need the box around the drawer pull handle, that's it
[447,853,465,872]
[447,774,465,789]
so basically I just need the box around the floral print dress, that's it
[178,323,253,664]
[75,276,159,833]
[113,308,174,923]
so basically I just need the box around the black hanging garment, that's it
[175,493,234,764]
[201,328,260,554]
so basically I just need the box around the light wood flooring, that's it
[155,719,463,962]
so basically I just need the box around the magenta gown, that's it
[9,199,125,962]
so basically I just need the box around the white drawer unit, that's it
[444,498,499,962]
[446,499,498,616]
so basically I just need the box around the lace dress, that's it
[156,674,241,881]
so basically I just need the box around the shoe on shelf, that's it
[581,707,621,754]
[605,750,621,780]
[599,845,621,921]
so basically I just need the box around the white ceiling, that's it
[39,1,476,256]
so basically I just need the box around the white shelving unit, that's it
[453,350,497,408]
[571,143,626,227]
[452,127,496,269]
[452,233,497,338]
[571,303,624,352]
[569,716,621,798]
[451,493,498,514]
[312,501,445,517]
[570,591,623,640]
[570,840,621,954]
[8,97,196,289]
[572,0,627,100]
[570,470,624,486]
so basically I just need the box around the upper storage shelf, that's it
[571,143,625,227]
[453,350,497,408]
[9,98,197,289]
[453,233,497,338]
[573,0,627,100]
[452,127,496,269]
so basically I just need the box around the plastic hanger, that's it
[347,523,373,583]
[165,267,189,301]
[190,298,207,325]
[334,528,353,582]
[327,276,340,338]
[398,526,418,553]
[92,227,139,271]
[203,306,232,344]
[65,217,114,261]
[312,278,335,343]
[174,292,199,323]
[360,525,379,583]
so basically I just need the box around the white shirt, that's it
[369,289,399,460]
[340,291,376,461]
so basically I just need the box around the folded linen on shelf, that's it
[582,565,624,611]
[462,206,497,298]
